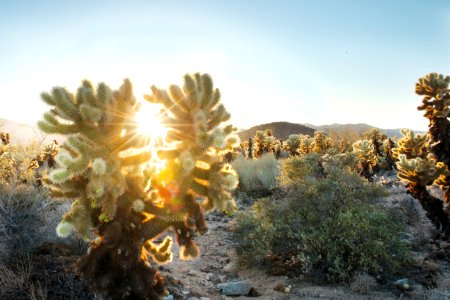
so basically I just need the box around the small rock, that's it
[163,295,174,300]
[206,273,220,283]
[181,289,190,295]
[188,298,199,300]
[217,281,256,296]
[199,298,210,300]
[445,291,450,300]
[394,278,413,291]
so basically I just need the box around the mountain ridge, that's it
[238,121,425,141]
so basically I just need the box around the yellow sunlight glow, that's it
[135,101,168,140]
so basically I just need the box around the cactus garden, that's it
[1,72,450,299]
[3,2,450,298]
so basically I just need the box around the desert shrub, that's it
[0,258,44,300]
[232,152,280,192]
[0,143,36,186]
[235,159,410,283]
[350,272,378,294]
[0,184,77,265]
[278,153,323,187]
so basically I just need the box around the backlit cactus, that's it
[392,129,429,160]
[352,139,377,181]
[416,73,450,204]
[38,73,239,299]
[396,154,448,187]
[253,129,276,158]
[284,134,302,156]
[1,132,10,145]
[145,73,239,215]
[363,128,387,157]
[312,131,330,155]
[393,129,449,236]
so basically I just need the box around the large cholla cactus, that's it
[38,73,239,299]
[352,139,377,181]
[393,129,449,236]
[416,73,450,204]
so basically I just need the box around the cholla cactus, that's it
[247,138,253,159]
[392,129,429,160]
[253,129,276,158]
[1,132,10,145]
[312,131,330,155]
[38,74,239,299]
[416,73,450,204]
[284,134,302,156]
[299,135,313,155]
[393,128,449,235]
[363,128,387,157]
[397,154,448,187]
[28,140,59,170]
[352,140,377,181]
[145,73,239,214]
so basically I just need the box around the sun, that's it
[135,101,168,140]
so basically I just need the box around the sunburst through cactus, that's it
[38,73,240,299]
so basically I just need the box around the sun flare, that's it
[135,101,168,140]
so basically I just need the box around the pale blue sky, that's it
[1,0,450,131]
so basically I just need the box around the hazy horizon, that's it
[2,0,450,131]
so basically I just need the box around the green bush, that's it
[234,157,411,283]
[232,152,280,192]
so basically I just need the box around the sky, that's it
[1,0,450,132]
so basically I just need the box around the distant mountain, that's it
[303,123,425,138]
[238,121,425,141]
[237,121,316,141]
[303,123,373,135]
[0,118,62,145]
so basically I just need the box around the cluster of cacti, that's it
[28,139,59,170]
[357,128,395,172]
[363,129,386,157]
[326,129,360,153]
[253,129,279,158]
[416,73,450,205]
[393,129,449,235]
[0,133,36,185]
[38,73,239,299]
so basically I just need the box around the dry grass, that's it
[0,258,47,300]
[231,152,280,192]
